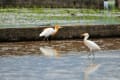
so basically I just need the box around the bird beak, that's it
[60,26,63,29]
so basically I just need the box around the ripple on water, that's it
[0,39,120,80]
[0,50,120,80]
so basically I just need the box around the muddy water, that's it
[0,38,120,80]
[0,38,120,55]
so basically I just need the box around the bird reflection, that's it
[84,56,100,80]
[40,46,60,57]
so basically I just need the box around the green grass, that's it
[0,8,120,28]
[31,15,118,20]
[0,8,119,13]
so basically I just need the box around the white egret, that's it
[39,25,62,41]
[81,33,101,56]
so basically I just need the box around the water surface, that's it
[0,38,120,80]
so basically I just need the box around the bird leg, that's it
[43,37,51,42]
[47,36,53,42]
[88,52,91,59]
[87,51,91,59]
[48,36,52,41]
[88,50,95,60]
[43,37,46,41]
[90,51,95,60]
[43,37,48,41]
[92,51,95,60]
[88,50,92,56]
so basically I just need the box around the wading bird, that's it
[39,25,62,41]
[81,33,101,56]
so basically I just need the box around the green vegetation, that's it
[0,8,120,13]
[0,8,120,28]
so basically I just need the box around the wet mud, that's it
[0,38,120,56]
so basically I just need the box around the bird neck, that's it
[54,27,59,32]
[84,35,89,41]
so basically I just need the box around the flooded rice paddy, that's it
[0,9,120,28]
[0,38,120,80]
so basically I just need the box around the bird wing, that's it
[84,40,101,51]
[39,28,55,37]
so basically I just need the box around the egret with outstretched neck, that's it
[81,33,101,56]
[39,25,62,41]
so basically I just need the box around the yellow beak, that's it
[59,26,63,29]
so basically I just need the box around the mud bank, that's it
[0,24,120,42]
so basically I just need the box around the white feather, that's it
[82,33,101,51]
[39,28,55,37]
[84,40,101,51]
